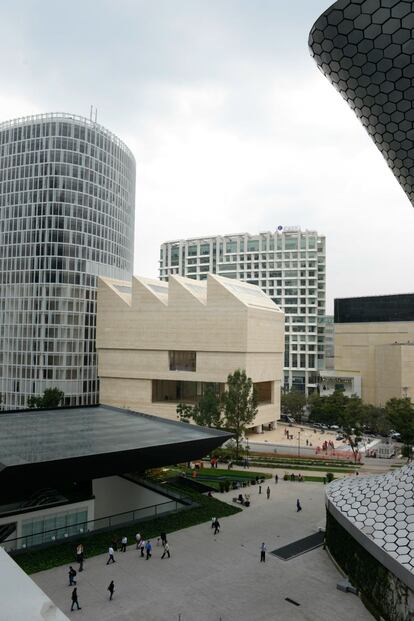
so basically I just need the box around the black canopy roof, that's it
[0,405,231,488]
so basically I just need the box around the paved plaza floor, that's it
[32,477,374,621]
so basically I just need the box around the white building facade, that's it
[159,228,326,394]
[0,113,135,409]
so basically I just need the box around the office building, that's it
[96,273,284,431]
[159,228,325,394]
[0,113,135,409]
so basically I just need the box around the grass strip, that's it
[241,460,356,474]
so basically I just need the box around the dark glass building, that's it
[0,113,135,409]
[335,292,414,323]
[309,0,414,205]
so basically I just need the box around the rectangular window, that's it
[254,381,272,404]
[285,237,298,250]
[169,350,196,372]
[152,380,223,403]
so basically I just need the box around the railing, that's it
[2,499,179,553]
[0,112,133,157]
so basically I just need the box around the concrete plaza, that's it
[33,478,373,621]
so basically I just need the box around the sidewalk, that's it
[32,480,373,621]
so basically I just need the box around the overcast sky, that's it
[1,0,413,312]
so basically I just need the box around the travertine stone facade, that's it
[96,274,284,429]
[335,321,414,405]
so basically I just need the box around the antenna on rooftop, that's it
[94,107,98,123]
[89,105,93,121]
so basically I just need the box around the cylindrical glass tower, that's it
[0,113,135,409]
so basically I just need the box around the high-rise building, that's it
[0,113,135,409]
[319,315,334,370]
[159,228,326,394]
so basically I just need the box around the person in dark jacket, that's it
[71,587,81,611]
[68,566,77,586]
[108,580,115,601]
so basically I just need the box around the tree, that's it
[281,390,306,423]
[338,395,364,463]
[28,388,64,409]
[176,402,193,424]
[385,397,414,461]
[308,389,348,427]
[362,404,390,436]
[222,369,258,459]
[176,386,223,428]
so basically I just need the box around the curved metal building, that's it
[0,113,135,409]
[309,0,414,205]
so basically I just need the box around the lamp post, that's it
[298,431,301,458]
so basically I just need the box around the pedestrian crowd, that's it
[67,530,172,612]
[66,469,305,612]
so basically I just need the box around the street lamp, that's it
[298,431,301,458]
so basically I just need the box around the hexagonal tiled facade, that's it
[309,0,414,205]
[327,464,414,572]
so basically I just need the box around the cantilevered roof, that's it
[0,405,232,488]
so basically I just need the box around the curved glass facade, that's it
[0,113,135,409]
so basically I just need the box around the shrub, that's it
[219,481,225,493]
[224,480,230,492]
[326,472,334,483]
[283,473,289,481]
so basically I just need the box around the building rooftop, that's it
[102,273,283,313]
[0,112,134,159]
[0,405,231,488]
[162,228,323,245]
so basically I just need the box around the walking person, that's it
[211,517,216,529]
[161,542,171,559]
[145,539,152,559]
[107,580,115,601]
[135,532,141,550]
[296,498,302,512]
[258,485,262,494]
[160,531,167,546]
[70,587,81,611]
[139,539,145,558]
[213,518,220,535]
[106,545,116,564]
[266,486,270,499]
[260,542,266,562]
[274,474,278,484]
[121,535,127,552]
[76,543,84,572]
[68,566,77,586]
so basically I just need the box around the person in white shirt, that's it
[161,542,171,559]
[121,535,128,552]
[139,539,146,558]
[107,546,116,564]
[135,533,141,550]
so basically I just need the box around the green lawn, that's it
[12,481,241,576]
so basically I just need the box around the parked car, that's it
[336,434,345,441]
[390,432,401,441]
[330,425,340,430]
